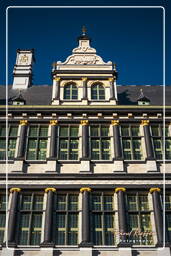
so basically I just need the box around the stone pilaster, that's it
[82,77,88,100]
[149,188,163,246]
[109,77,115,100]
[17,120,28,159]
[79,187,92,247]
[80,120,90,172]
[41,188,56,247]
[141,120,154,160]
[115,187,129,246]
[8,188,21,247]
[49,120,58,159]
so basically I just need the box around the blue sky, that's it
[0,0,170,86]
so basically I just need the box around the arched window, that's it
[91,84,105,100]
[64,83,78,100]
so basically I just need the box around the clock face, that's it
[19,54,29,64]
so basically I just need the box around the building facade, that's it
[0,30,171,256]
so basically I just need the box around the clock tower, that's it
[12,49,35,89]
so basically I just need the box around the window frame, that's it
[164,192,171,242]
[126,191,153,245]
[120,124,143,160]
[150,124,171,160]
[16,192,44,246]
[89,124,111,161]
[58,125,79,160]
[63,83,78,100]
[0,124,18,161]
[53,192,79,245]
[90,192,116,246]
[91,83,105,101]
[0,193,6,244]
[25,124,49,161]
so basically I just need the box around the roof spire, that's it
[82,26,87,36]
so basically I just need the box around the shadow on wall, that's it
[118,90,137,105]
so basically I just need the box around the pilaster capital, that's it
[115,187,126,193]
[141,120,150,126]
[20,120,28,126]
[50,120,58,126]
[45,187,56,193]
[108,77,114,82]
[10,187,21,193]
[54,77,61,81]
[111,120,119,126]
[80,120,89,126]
[80,187,91,193]
[149,187,161,194]
[82,77,88,81]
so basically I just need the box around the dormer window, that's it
[64,83,78,100]
[91,83,105,100]
[137,89,150,106]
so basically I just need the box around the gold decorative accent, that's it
[20,120,28,126]
[80,187,91,193]
[50,120,58,126]
[82,77,87,81]
[141,120,150,126]
[10,188,21,193]
[149,188,161,193]
[20,54,28,63]
[54,77,61,81]
[45,188,56,193]
[115,187,126,193]
[108,77,114,82]
[80,120,89,126]
[111,120,119,126]
[128,113,133,118]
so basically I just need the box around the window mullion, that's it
[65,193,69,245]
[101,193,105,245]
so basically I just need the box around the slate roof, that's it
[0,85,170,106]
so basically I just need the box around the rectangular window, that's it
[26,125,48,160]
[0,125,18,160]
[17,193,43,245]
[90,125,110,160]
[91,193,116,245]
[53,193,79,245]
[150,124,171,160]
[59,126,79,160]
[126,193,153,245]
[0,194,6,244]
[165,194,171,241]
[121,125,143,160]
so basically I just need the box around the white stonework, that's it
[113,160,124,172]
[146,160,158,172]
[79,247,92,256]
[80,160,91,172]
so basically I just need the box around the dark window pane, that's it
[68,195,78,211]
[92,195,101,210]
[39,126,48,137]
[101,126,109,136]
[9,126,18,136]
[151,126,160,136]
[29,127,38,137]
[131,126,140,136]
[33,195,43,210]
[56,195,66,210]
[104,214,115,245]
[70,127,78,137]
[60,127,68,137]
[121,126,129,136]
[21,195,32,210]
[0,127,6,136]
[68,214,78,245]
[104,196,113,210]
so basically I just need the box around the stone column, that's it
[109,77,115,100]
[81,120,89,160]
[41,188,56,247]
[141,120,154,160]
[149,188,163,246]
[17,120,28,159]
[79,187,92,247]
[8,188,21,247]
[112,120,122,160]
[49,120,58,159]
[52,77,60,100]
[82,77,88,100]
[115,187,128,246]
